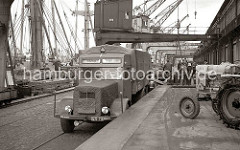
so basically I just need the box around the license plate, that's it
[61,115,70,119]
[90,117,105,122]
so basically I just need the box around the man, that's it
[180,59,188,85]
[163,60,173,82]
[204,60,208,65]
[53,60,61,79]
[186,62,193,85]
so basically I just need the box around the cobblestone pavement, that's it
[0,91,107,150]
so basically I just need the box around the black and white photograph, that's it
[0,0,240,149]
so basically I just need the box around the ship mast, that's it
[30,0,43,69]
[84,0,90,50]
[51,0,57,59]
[75,0,79,53]
[20,0,25,57]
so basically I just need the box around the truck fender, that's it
[110,98,130,117]
[54,97,73,118]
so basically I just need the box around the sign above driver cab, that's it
[102,58,122,64]
[82,59,101,64]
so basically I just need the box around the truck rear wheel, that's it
[179,97,200,119]
[60,118,74,133]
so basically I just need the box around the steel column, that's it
[0,0,14,91]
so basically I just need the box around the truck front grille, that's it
[75,92,96,114]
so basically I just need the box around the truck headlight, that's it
[102,107,109,115]
[65,105,72,113]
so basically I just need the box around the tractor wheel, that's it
[219,87,240,127]
[179,97,200,119]
[60,118,74,133]
[214,88,226,117]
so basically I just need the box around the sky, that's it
[10,0,225,58]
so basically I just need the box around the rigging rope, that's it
[59,0,84,49]
[42,3,70,50]
[60,2,82,50]
[42,2,74,57]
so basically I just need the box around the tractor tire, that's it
[179,97,200,119]
[60,118,75,133]
[219,86,240,128]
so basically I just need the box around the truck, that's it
[54,45,151,133]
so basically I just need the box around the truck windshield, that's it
[81,68,122,80]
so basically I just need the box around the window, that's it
[102,58,122,64]
[82,59,101,64]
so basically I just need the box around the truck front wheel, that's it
[60,118,74,133]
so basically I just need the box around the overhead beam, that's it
[95,31,217,46]
[146,45,198,52]
[153,49,197,56]
[151,49,197,52]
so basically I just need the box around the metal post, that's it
[120,92,124,113]
[84,0,90,50]
[10,14,17,65]
[53,91,57,117]
[0,0,14,91]
[75,0,78,53]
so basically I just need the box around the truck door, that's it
[123,55,132,101]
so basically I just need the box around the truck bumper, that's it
[59,114,114,122]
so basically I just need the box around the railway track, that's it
[30,133,65,150]
[0,87,75,109]
[29,123,86,150]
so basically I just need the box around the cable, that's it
[42,3,69,49]
[59,0,84,49]
[194,0,197,19]
[43,9,68,52]
[60,2,82,50]
[42,2,73,55]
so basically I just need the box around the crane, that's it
[183,24,191,34]
[167,14,189,33]
[153,0,183,27]
[132,0,153,16]
[132,0,167,33]
[144,0,166,16]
